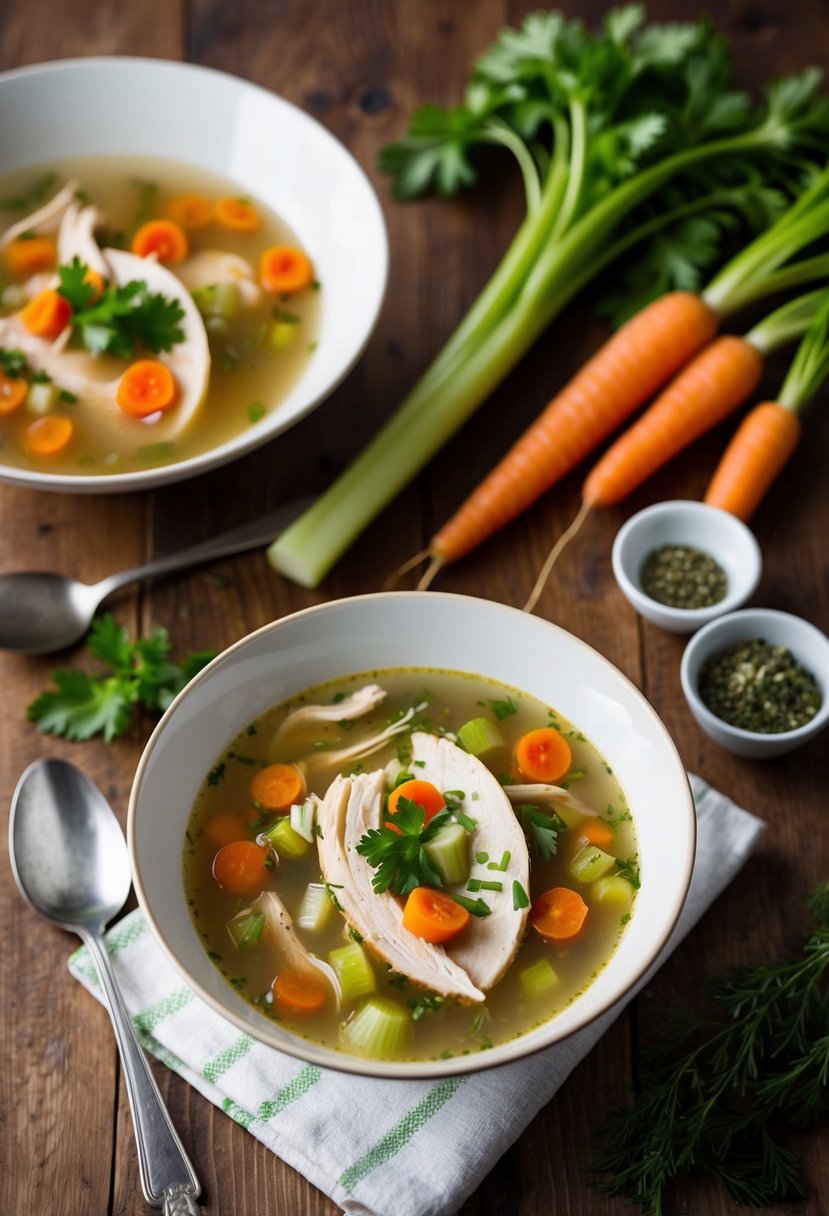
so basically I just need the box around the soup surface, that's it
[184,669,639,1064]
[0,156,319,474]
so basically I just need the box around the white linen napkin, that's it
[68,774,763,1216]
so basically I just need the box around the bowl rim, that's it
[680,606,829,742]
[0,55,389,494]
[128,590,697,1079]
[612,499,763,626]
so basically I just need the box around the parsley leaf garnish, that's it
[355,798,453,896]
[27,613,215,742]
[489,695,518,720]
[516,804,567,861]
[57,257,185,359]
[0,348,29,378]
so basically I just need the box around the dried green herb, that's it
[640,544,727,609]
[698,637,822,733]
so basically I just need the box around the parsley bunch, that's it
[356,798,453,896]
[27,613,215,742]
[57,257,185,359]
[592,881,829,1212]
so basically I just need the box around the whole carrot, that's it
[704,290,829,520]
[704,403,801,520]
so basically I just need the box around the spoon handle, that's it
[94,496,313,600]
[82,929,201,1211]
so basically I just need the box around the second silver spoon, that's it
[0,496,309,654]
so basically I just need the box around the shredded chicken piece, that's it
[270,684,387,757]
[0,179,79,248]
[174,249,263,309]
[233,890,340,1008]
[298,700,427,783]
[504,783,593,817]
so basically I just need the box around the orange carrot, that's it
[272,968,328,1015]
[83,267,106,301]
[387,779,445,826]
[577,818,614,849]
[20,289,73,339]
[401,886,470,943]
[131,218,189,263]
[23,414,74,456]
[162,194,214,230]
[212,839,270,896]
[582,335,764,506]
[204,810,249,849]
[215,197,260,232]
[704,401,802,521]
[428,292,718,566]
[116,360,177,418]
[5,236,56,277]
[250,763,305,812]
[514,727,572,784]
[259,245,314,294]
[529,886,588,941]
[0,372,28,415]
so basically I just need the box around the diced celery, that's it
[1,283,26,309]
[569,843,616,883]
[290,797,316,843]
[227,910,265,950]
[592,875,636,909]
[269,320,298,351]
[329,942,376,1002]
[341,997,411,1060]
[456,716,504,758]
[423,822,469,885]
[262,816,309,859]
[193,281,240,320]
[26,381,58,414]
[519,957,558,998]
[296,882,336,933]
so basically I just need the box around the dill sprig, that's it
[592,880,829,1214]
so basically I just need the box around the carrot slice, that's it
[514,727,572,784]
[5,236,57,277]
[259,245,314,295]
[387,779,445,827]
[83,267,106,302]
[204,810,249,849]
[131,218,189,264]
[250,763,305,812]
[215,197,260,232]
[0,372,28,415]
[20,289,72,339]
[24,414,74,456]
[162,194,214,230]
[529,886,588,941]
[212,839,270,896]
[272,968,328,1015]
[116,360,177,418]
[577,818,614,849]
[401,886,470,943]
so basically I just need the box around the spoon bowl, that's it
[9,759,201,1212]
[0,496,309,655]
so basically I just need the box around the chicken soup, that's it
[0,157,319,474]
[183,669,638,1063]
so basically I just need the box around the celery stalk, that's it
[423,822,469,886]
[456,717,504,758]
[520,957,558,998]
[570,843,616,884]
[329,942,376,1002]
[262,817,309,860]
[296,882,336,933]
[341,997,411,1059]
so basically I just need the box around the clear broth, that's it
[183,668,638,1064]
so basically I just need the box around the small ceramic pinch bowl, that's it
[680,608,829,759]
[612,500,762,634]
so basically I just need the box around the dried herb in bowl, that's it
[640,544,728,610]
[698,637,822,732]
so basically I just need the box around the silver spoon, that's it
[9,758,201,1214]
[0,496,310,654]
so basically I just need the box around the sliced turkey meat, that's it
[317,769,485,1004]
[0,179,79,248]
[270,683,387,758]
[174,249,263,309]
[409,732,530,991]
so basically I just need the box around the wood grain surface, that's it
[1,2,828,1213]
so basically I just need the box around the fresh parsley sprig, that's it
[592,880,829,1213]
[355,798,453,896]
[516,804,567,861]
[27,613,215,742]
[57,257,185,359]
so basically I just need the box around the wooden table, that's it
[2,2,827,1212]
